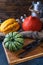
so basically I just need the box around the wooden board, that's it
[2,39,43,65]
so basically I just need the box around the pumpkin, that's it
[22,16,42,31]
[4,32,24,51]
[0,18,20,34]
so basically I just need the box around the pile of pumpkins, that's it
[0,16,42,35]
[0,18,24,51]
[0,16,42,52]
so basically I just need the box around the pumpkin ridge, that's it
[14,42,22,50]
[1,18,16,30]
[14,40,23,45]
[15,38,24,44]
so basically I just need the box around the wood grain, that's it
[0,0,43,19]
[2,39,43,65]
[0,0,35,19]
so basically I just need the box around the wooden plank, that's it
[2,39,43,65]
[0,0,6,2]
[0,0,43,18]
[0,0,31,18]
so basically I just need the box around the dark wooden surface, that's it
[0,0,43,20]
[0,0,35,20]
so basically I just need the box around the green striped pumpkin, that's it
[4,32,24,51]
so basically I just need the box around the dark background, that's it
[0,0,43,20]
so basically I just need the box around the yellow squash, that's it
[0,18,20,34]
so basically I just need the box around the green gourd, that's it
[4,32,24,51]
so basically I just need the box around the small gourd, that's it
[0,18,20,34]
[4,32,24,51]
